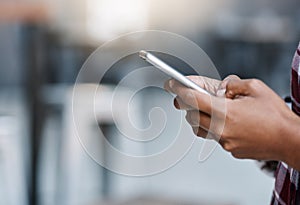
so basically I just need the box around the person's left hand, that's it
[164,75,299,162]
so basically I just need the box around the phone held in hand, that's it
[139,50,211,95]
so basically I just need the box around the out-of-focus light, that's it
[87,0,149,42]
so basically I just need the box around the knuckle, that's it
[193,112,200,124]
[252,79,262,85]
[188,111,200,126]
[192,127,197,135]
[248,79,262,90]
[185,112,191,122]
[222,142,232,152]
[231,152,241,159]
[221,129,229,140]
[192,127,201,137]
[223,143,238,153]
[227,74,240,80]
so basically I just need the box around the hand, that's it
[164,76,300,162]
[166,75,239,141]
[171,75,240,109]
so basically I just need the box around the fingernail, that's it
[174,99,180,109]
[169,80,174,88]
[226,90,234,98]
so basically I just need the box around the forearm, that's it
[280,114,300,171]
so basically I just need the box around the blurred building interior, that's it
[0,0,300,205]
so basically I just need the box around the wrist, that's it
[278,112,300,169]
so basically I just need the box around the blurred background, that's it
[0,0,299,205]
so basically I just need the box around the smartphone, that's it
[139,50,211,95]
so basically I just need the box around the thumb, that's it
[219,75,241,90]
[216,75,240,97]
[225,79,251,99]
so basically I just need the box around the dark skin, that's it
[164,75,300,171]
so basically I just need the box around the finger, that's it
[225,79,253,99]
[165,76,221,95]
[165,77,212,94]
[192,126,222,142]
[166,79,217,115]
[186,76,205,87]
[164,77,206,92]
[218,137,226,147]
[187,75,222,95]
[187,109,227,138]
[164,78,173,93]
[219,74,241,90]
[185,110,211,130]
[192,126,208,138]
[174,97,193,110]
[216,75,240,97]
